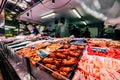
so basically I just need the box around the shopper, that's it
[68,24,81,38]
[84,28,91,38]
[54,20,60,37]
[60,17,67,37]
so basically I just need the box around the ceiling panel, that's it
[17,0,102,25]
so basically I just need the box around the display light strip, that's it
[41,12,56,19]
[72,8,81,18]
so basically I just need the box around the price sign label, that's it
[92,47,107,53]
[37,50,49,58]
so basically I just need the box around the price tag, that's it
[37,50,49,58]
[70,39,87,45]
[92,47,107,53]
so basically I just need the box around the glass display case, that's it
[1,37,120,80]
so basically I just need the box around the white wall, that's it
[81,27,98,38]
[89,27,98,37]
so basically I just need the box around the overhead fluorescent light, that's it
[41,12,56,19]
[83,21,87,25]
[72,9,81,18]
[11,11,16,14]
[5,26,16,29]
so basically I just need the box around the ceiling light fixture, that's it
[11,11,16,14]
[83,21,87,25]
[72,8,81,18]
[41,12,56,19]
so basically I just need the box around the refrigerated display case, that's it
[1,37,120,80]
[3,0,120,80]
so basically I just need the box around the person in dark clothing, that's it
[84,28,91,38]
[68,24,81,38]
[32,25,39,35]
[33,28,39,35]
[115,29,120,40]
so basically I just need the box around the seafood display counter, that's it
[10,39,85,80]
[1,37,120,80]
[73,39,120,80]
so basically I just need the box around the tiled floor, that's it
[0,69,3,80]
